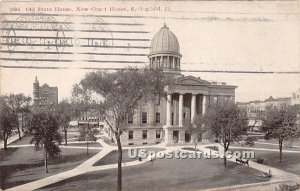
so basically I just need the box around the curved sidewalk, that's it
[6,139,173,191]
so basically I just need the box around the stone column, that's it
[166,93,172,126]
[191,94,196,122]
[202,95,207,114]
[179,93,184,127]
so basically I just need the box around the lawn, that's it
[0,146,99,190]
[41,154,269,191]
[94,148,165,166]
[229,148,300,176]
[9,134,33,146]
[67,142,102,147]
[231,141,300,151]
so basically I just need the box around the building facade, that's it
[108,24,237,146]
[292,88,300,106]
[238,96,292,114]
[76,109,107,131]
[33,77,58,110]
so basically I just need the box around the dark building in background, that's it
[33,77,58,110]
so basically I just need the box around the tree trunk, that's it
[17,126,22,140]
[45,151,48,173]
[279,140,283,163]
[194,141,198,155]
[86,139,89,155]
[116,134,122,191]
[3,134,8,150]
[64,128,67,146]
[223,145,228,167]
[86,123,89,155]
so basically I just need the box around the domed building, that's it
[115,24,237,145]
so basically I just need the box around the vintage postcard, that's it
[0,0,300,191]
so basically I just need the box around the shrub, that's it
[245,136,258,147]
[256,156,264,164]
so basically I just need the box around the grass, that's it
[66,142,102,147]
[229,148,300,176]
[181,147,202,152]
[0,145,99,190]
[206,146,219,151]
[231,141,300,151]
[41,155,268,191]
[93,148,165,166]
[9,134,33,146]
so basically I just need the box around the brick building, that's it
[33,77,58,110]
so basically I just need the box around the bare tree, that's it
[74,67,168,191]
[185,114,208,154]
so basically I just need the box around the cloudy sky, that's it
[1,1,299,102]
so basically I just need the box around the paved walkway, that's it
[200,144,300,189]
[5,140,300,191]
[0,132,23,149]
[230,146,300,153]
[6,139,176,191]
[7,144,102,150]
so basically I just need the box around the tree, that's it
[185,114,208,154]
[206,103,248,167]
[54,100,73,146]
[4,94,31,140]
[29,112,62,173]
[0,96,19,150]
[78,123,99,155]
[74,67,168,191]
[261,106,298,162]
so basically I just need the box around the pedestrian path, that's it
[5,140,300,191]
[200,180,290,191]
[6,139,175,191]
[230,146,300,153]
[0,132,23,149]
[203,144,300,182]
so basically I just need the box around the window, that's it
[185,132,191,143]
[155,96,160,105]
[156,112,160,123]
[214,96,218,103]
[171,113,174,125]
[128,131,133,140]
[128,114,133,124]
[156,130,161,139]
[142,130,147,139]
[142,112,147,123]
[183,113,186,119]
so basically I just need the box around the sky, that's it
[0,1,299,103]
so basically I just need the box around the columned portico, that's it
[166,93,172,126]
[191,94,197,122]
[202,95,207,114]
[178,93,184,127]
